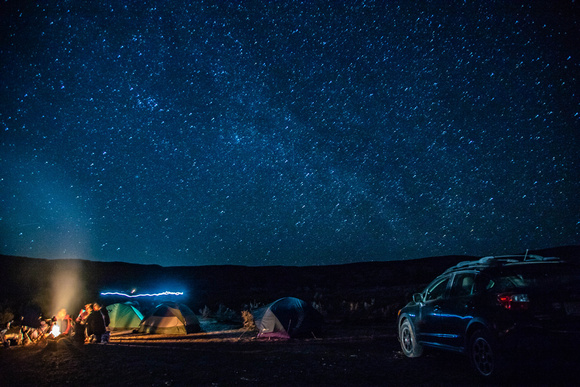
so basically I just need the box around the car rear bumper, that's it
[498,322,580,354]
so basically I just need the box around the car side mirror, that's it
[412,293,423,303]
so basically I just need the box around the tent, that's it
[138,302,201,334]
[106,302,144,331]
[252,297,323,339]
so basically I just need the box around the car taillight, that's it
[497,293,530,310]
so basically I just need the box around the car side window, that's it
[450,272,476,297]
[474,275,494,293]
[424,276,450,301]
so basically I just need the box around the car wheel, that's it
[399,319,423,357]
[469,329,499,378]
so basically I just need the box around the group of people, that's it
[2,302,111,347]
[75,302,110,344]
[2,310,71,347]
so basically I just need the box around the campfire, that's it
[51,324,61,338]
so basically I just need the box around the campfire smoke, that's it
[50,260,84,318]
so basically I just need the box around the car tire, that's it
[399,319,423,358]
[469,329,501,378]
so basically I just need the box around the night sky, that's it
[1,1,578,267]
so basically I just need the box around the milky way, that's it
[1,1,578,266]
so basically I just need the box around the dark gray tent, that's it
[252,297,323,339]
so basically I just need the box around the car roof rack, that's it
[443,254,563,274]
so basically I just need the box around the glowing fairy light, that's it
[100,291,184,298]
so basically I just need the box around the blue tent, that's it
[252,297,323,339]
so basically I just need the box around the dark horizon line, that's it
[1,244,578,268]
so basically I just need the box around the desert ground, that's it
[1,320,577,386]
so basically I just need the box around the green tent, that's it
[106,302,144,331]
[138,302,201,334]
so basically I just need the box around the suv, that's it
[397,254,580,378]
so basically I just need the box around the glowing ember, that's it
[51,324,61,337]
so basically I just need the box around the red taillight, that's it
[498,293,530,310]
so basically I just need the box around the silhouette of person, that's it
[86,303,107,343]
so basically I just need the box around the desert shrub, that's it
[241,310,256,330]
[311,301,328,317]
[199,305,211,319]
[337,298,390,322]
[215,304,238,322]
[242,301,262,311]
[198,304,240,322]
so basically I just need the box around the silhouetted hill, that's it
[1,245,578,323]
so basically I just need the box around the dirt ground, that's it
[1,322,577,386]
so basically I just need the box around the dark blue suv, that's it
[397,255,580,378]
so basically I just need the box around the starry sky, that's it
[1,1,578,267]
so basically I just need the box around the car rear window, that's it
[485,263,580,292]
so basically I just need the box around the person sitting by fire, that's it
[86,303,107,343]
[55,308,73,336]
[74,304,92,344]
[38,317,50,338]
[76,304,91,324]
[99,302,111,343]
